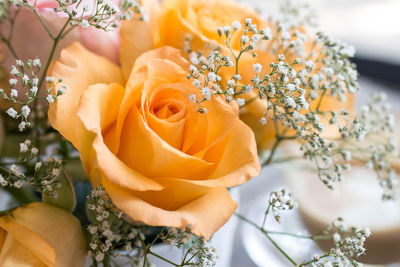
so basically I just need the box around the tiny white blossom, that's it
[192,79,201,88]
[10,66,19,76]
[21,105,30,117]
[14,180,23,188]
[281,31,290,40]
[286,83,296,91]
[57,85,67,95]
[341,150,352,161]
[16,59,23,67]
[33,58,41,68]
[35,162,42,172]
[80,20,90,28]
[18,121,26,131]
[30,86,38,95]
[223,26,231,36]
[231,21,241,30]
[0,175,7,187]
[241,35,250,44]
[31,147,39,155]
[253,63,262,73]
[22,74,29,84]
[233,74,241,81]
[7,108,18,118]
[252,34,261,43]
[261,28,272,40]
[309,91,318,100]
[333,232,341,243]
[47,95,55,103]
[188,94,196,103]
[237,98,245,106]
[245,18,252,26]
[208,72,217,82]
[10,89,18,98]
[52,168,60,177]
[20,142,29,153]
[260,117,267,125]
[46,76,55,83]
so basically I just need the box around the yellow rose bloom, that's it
[157,0,355,151]
[48,34,260,238]
[0,202,86,267]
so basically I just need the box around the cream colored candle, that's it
[285,166,400,265]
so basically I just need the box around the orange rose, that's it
[0,202,86,267]
[48,38,260,238]
[157,0,354,151]
[157,0,261,50]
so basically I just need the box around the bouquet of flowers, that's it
[0,0,398,266]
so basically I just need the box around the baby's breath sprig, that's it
[276,0,318,28]
[2,59,66,131]
[0,139,65,198]
[52,0,146,33]
[86,186,218,267]
[86,186,141,264]
[160,227,218,267]
[337,92,399,199]
[237,190,370,267]
[300,218,370,267]
[264,188,297,224]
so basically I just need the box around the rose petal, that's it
[0,203,86,267]
[77,82,164,191]
[48,43,123,169]
[117,105,213,179]
[103,176,237,239]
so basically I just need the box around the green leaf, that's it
[42,169,77,212]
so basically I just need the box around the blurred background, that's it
[232,1,400,266]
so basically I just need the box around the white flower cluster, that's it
[86,186,145,264]
[1,59,66,131]
[1,59,40,131]
[187,18,273,110]
[161,226,218,267]
[267,188,297,223]
[275,0,318,29]
[46,75,67,103]
[339,92,399,199]
[52,0,146,32]
[32,157,64,198]
[0,139,63,197]
[187,49,236,111]
[308,218,370,267]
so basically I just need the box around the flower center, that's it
[151,98,186,122]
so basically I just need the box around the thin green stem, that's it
[147,251,179,267]
[102,253,111,267]
[264,137,283,165]
[236,213,298,266]
[261,204,271,228]
[265,231,298,266]
[28,4,55,39]
[1,35,19,59]
[299,254,330,266]
[315,88,327,112]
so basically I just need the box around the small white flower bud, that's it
[10,89,18,98]
[7,108,18,118]
[237,98,245,106]
[253,63,262,73]
[21,105,30,117]
[231,21,241,30]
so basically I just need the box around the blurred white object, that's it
[241,0,400,64]
[0,189,13,210]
